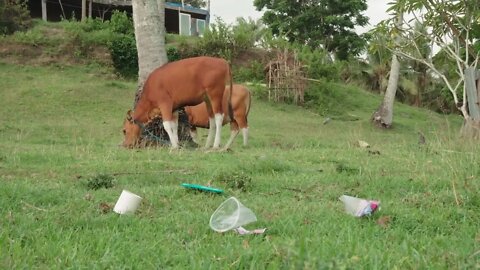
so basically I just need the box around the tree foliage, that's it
[384,0,480,119]
[253,0,369,60]
[0,0,32,35]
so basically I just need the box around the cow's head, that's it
[122,110,141,148]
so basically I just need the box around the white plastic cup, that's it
[209,197,257,232]
[339,195,374,217]
[113,190,142,215]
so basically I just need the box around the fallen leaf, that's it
[6,211,14,223]
[99,202,112,214]
[84,193,93,201]
[242,239,250,249]
[356,140,370,148]
[376,216,391,229]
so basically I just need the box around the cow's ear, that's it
[126,110,133,122]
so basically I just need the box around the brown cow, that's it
[185,84,251,150]
[122,56,233,149]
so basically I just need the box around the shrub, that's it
[303,80,348,116]
[108,34,138,78]
[234,60,265,82]
[231,18,263,54]
[109,10,133,35]
[197,18,233,60]
[214,171,252,192]
[0,0,32,35]
[86,174,115,190]
[297,46,340,81]
[166,46,181,62]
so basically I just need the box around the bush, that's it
[303,80,348,116]
[0,0,32,35]
[231,18,262,54]
[109,10,133,35]
[108,34,138,78]
[166,46,181,62]
[297,46,340,81]
[85,174,115,190]
[197,18,233,60]
[234,60,265,82]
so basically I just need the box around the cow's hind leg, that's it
[222,121,239,150]
[241,127,249,146]
[189,127,199,144]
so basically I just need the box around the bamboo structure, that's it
[266,49,306,105]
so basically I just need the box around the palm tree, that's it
[372,12,403,128]
[365,22,392,94]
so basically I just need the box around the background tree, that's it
[0,0,32,35]
[386,0,480,136]
[372,12,403,128]
[253,0,369,60]
[365,22,393,94]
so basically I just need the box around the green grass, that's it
[0,62,479,269]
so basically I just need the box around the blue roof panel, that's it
[166,2,209,15]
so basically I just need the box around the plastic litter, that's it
[339,195,379,217]
[210,197,266,234]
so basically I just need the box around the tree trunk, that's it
[81,0,86,21]
[461,68,480,138]
[132,0,168,94]
[88,0,92,18]
[460,118,480,139]
[41,0,47,21]
[372,12,403,128]
[131,0,195,147]
[372,54,400,128]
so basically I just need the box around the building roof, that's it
[93,0,209,15]
[165,2,208,16]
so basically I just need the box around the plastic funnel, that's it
[209,197,257,232]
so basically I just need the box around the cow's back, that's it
[143,57,229,108]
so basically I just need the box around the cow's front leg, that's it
[213,113,224,148]
[163,121,179,148]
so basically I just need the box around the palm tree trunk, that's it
[132,0,168,96]
[372,12,403,128]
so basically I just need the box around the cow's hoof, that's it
[205,147,221,153]
[169,147,181,153]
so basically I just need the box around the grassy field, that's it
[0,62,479,269]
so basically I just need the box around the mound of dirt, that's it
[0,26,112,67]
